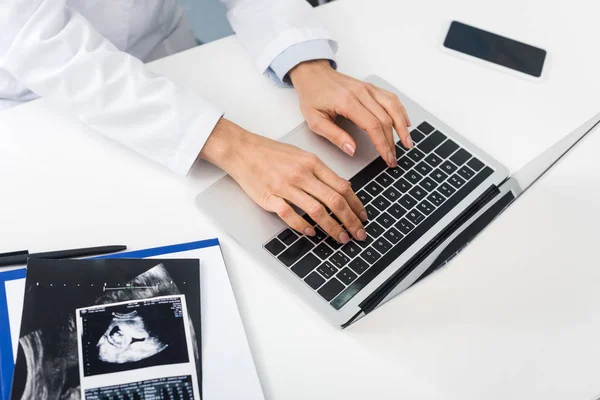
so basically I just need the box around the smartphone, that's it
[443,21,547,78]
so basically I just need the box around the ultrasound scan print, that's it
[79,297,189,377]
[12,259,201,400]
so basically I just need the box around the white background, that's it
[1,0,600,399]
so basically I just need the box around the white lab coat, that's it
[0,0,335,175]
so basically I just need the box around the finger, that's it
[313,161,368,223]
[264,194,316,236]
[307,112,357,156]
[338,94,397,168]
[356,89,397,161]
[300,174,367,241]
[284,188,351,244]
[370,86,414,150]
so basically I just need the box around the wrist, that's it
[200,118,252,174]
[289,59,333,87]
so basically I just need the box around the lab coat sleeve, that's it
[0,0,223,176]
[220,0,339,73]
[268,39,337,86]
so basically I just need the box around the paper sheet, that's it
[1,241,264,400]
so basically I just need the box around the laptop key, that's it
[317,261,338,279]
[440,160,458,174]
[356,234,374,249]
[365,203,380,221]
[407,148,426,162]
[375,212,395,229]
[450,149,472,166]
[415,161,433,176]
[393,177,412,193]
[278,229,298,246]
[341,242,362,259]
[427,191,446,207]
[406,209,425,225]
[387,203,407,219]
[314,243,334,260]
[386,167,403,180]
[398,156,415,171]
[360,247,382,264]
[417,200,435,216]
[384,227,403,245]
[418,130,446,153]
[318,278,345,302]
[405,170,423,185]
[372,195,392,211]
[435,139,459,159]
[304,271,326,290]
[349,257,369,275]
[431,168,449,183]
[356,190,373,205]
[366,222,385,238]
[416,121,435,135]
[382,186,402,202]
[330,251,350,268]
[399,194,417,209]
[467,157,485,171]
[278,237,315,267]
[365,181,384,198]
[457,166,475,181]
[395,144,406,157]
[438,182,456,197]
[448,174,466,189]
[265,238,286,256]
[409,186,426,201]
[325,236,342,251]
[336,267,358,285]
[410,129,426,143]
[291,253,320,278]
[395,218,415,234]
[308,227,327,244]
[373,237,392,254]
[375,173,394,188]
[424,153,443,168]
[419,177,436,192]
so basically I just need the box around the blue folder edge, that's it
[0,238,219,400]
[0,268,27,400]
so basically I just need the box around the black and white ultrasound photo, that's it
[79,296,189,377]
[11,258,202,400]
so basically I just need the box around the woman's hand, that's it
[290,60,413,168]
[200,119,368,244]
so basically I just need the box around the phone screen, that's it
[444,21,547,77]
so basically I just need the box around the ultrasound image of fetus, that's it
[97,310,168,364]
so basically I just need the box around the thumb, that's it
[307,114,357,157]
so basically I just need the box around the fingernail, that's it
[304,227,316,236]
[387,151,397,167]
[343,143,355,156]
[338,231,350,244]
[357,229,367,241]
[360,210,368,221]
[407,137,414,149]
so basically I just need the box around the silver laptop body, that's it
[196,75,599,327]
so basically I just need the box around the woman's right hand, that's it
[200,119,368,244]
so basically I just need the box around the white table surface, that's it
[2,0,600,398]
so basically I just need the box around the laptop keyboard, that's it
[263,121,493,309]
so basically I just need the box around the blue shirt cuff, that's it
[266,39,337,87]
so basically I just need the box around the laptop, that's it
[196,75,599,327]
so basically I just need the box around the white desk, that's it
[2,0,600,398]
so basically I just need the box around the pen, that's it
[0,245,127,267]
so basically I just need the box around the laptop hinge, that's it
[358,184,500,315]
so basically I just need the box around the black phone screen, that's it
[444,21,547,77]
